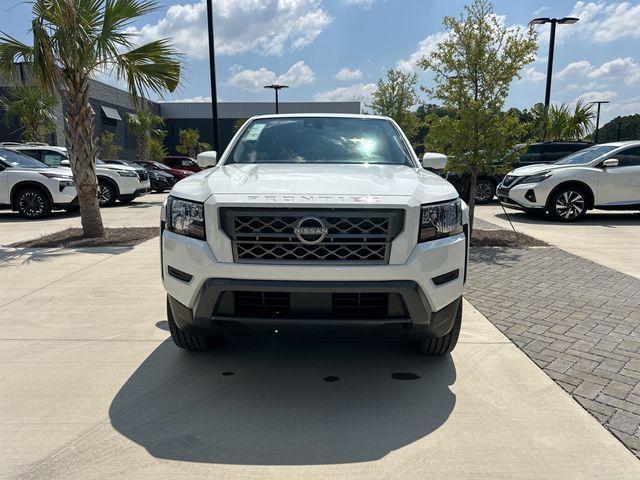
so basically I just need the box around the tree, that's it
[125,109,165,162]
[147,135,167,162]
[419,0,538,232]
[0,85,57,142]
[0,0,180,237]
[530,101,594,141]
[594,114,640,142]
[176,128,211,158]
[369,69,419,138]
[97,131,122,160]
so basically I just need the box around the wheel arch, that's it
[546,180,595,210]
[10,181,53,210]
[97,175,120,196]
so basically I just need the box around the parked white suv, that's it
[0,147,76,218]
[4,144,150,206]
[161,114,469,355]
[498,141,640,221]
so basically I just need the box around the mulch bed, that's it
[471,229,548,248]
[11,227,159,248]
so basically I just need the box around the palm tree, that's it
[176,128,211,158]
[0,85,57,142]
[530,101,594,141]
[0,0,180,237]
[125,109,165,162]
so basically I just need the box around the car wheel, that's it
[16,187,52,219]
[98,181,117,207]
[549,187,587,222]
[167,297,214,351]
[418,300,462,355]
[475,179,495,204]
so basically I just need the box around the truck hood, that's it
[172,163,459,203]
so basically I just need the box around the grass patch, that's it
[12,227,159,248]
[471,229,548,248]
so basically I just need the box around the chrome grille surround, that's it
[220,208,405,264]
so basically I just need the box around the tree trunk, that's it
[468,169,478,237]
[63,73,104,238]
[138,135,148,162]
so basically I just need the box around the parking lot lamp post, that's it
[206,0,220,152]
[529,17,579,107]
[264,84,289,114]
[588,100,609,144]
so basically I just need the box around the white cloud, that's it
[128,0,332,59]
[563,81,607,93]
[342,0,378,7]
[558,1,640,43]
[396,31,449,72]
[313,82,376,102]
[573,90,618,104]
[335,67,363,81]
[517,67,545,84]
[226,61,316,91]
[533,6,551,16]
[557,57,640,85]
[165,96,213,102]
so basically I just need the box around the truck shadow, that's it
[109,338,456,465]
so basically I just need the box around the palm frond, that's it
[115,39,181,101]
[0,34,34,80]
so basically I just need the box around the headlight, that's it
[521,171,551,183]
[419,198,463,242]
[116,170,138,177]
[166,196,205,240]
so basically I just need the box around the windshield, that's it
[151,161,171,170]
[227,117,413,165]
[555,145,618,165]
[0,148,50,168]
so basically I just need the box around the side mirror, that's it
[602,158,619,168]
[196,150,217,168]
[422,152,448,171]
[60,159,71,167]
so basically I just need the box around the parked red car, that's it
[162,156,202,173]
[136,160,193,180]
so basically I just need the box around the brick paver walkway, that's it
[466,246,640,457]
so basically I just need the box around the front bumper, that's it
[162,228,467,340]
[497,183,547,211]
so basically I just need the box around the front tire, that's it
[418,300,462,355]
[167,297,214,351]
[475,179,495,204]
[98,181,117,207]
[16,187,52,219]
[549,186,587,222]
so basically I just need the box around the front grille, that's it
[502,175,518,188]
[231,291,397,320]
[220,208,405,264]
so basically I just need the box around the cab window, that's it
[614,146,640,167]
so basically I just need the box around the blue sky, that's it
[3,0,640,124]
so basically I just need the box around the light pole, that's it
[588,100,609,144]
[264,84,289,114]
[529,17,579,107]
[206,0,220,152]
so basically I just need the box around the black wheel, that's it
[167,297,214,351]
[475,179,495,204]
[16,187,52,219]
[418,300,462,355]
[549,186,587,222]
[98,181,117,207]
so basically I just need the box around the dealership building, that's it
[1,68,361,160]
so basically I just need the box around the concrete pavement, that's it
[474,203,640,279]
[1,241,639,479]
[0,192,167,246]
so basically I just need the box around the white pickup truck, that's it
[161,114,469,355]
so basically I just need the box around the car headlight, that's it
[116,170,138,177]
[521,171,552,184]
[419,198,463,242]
[166,196,206,240]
